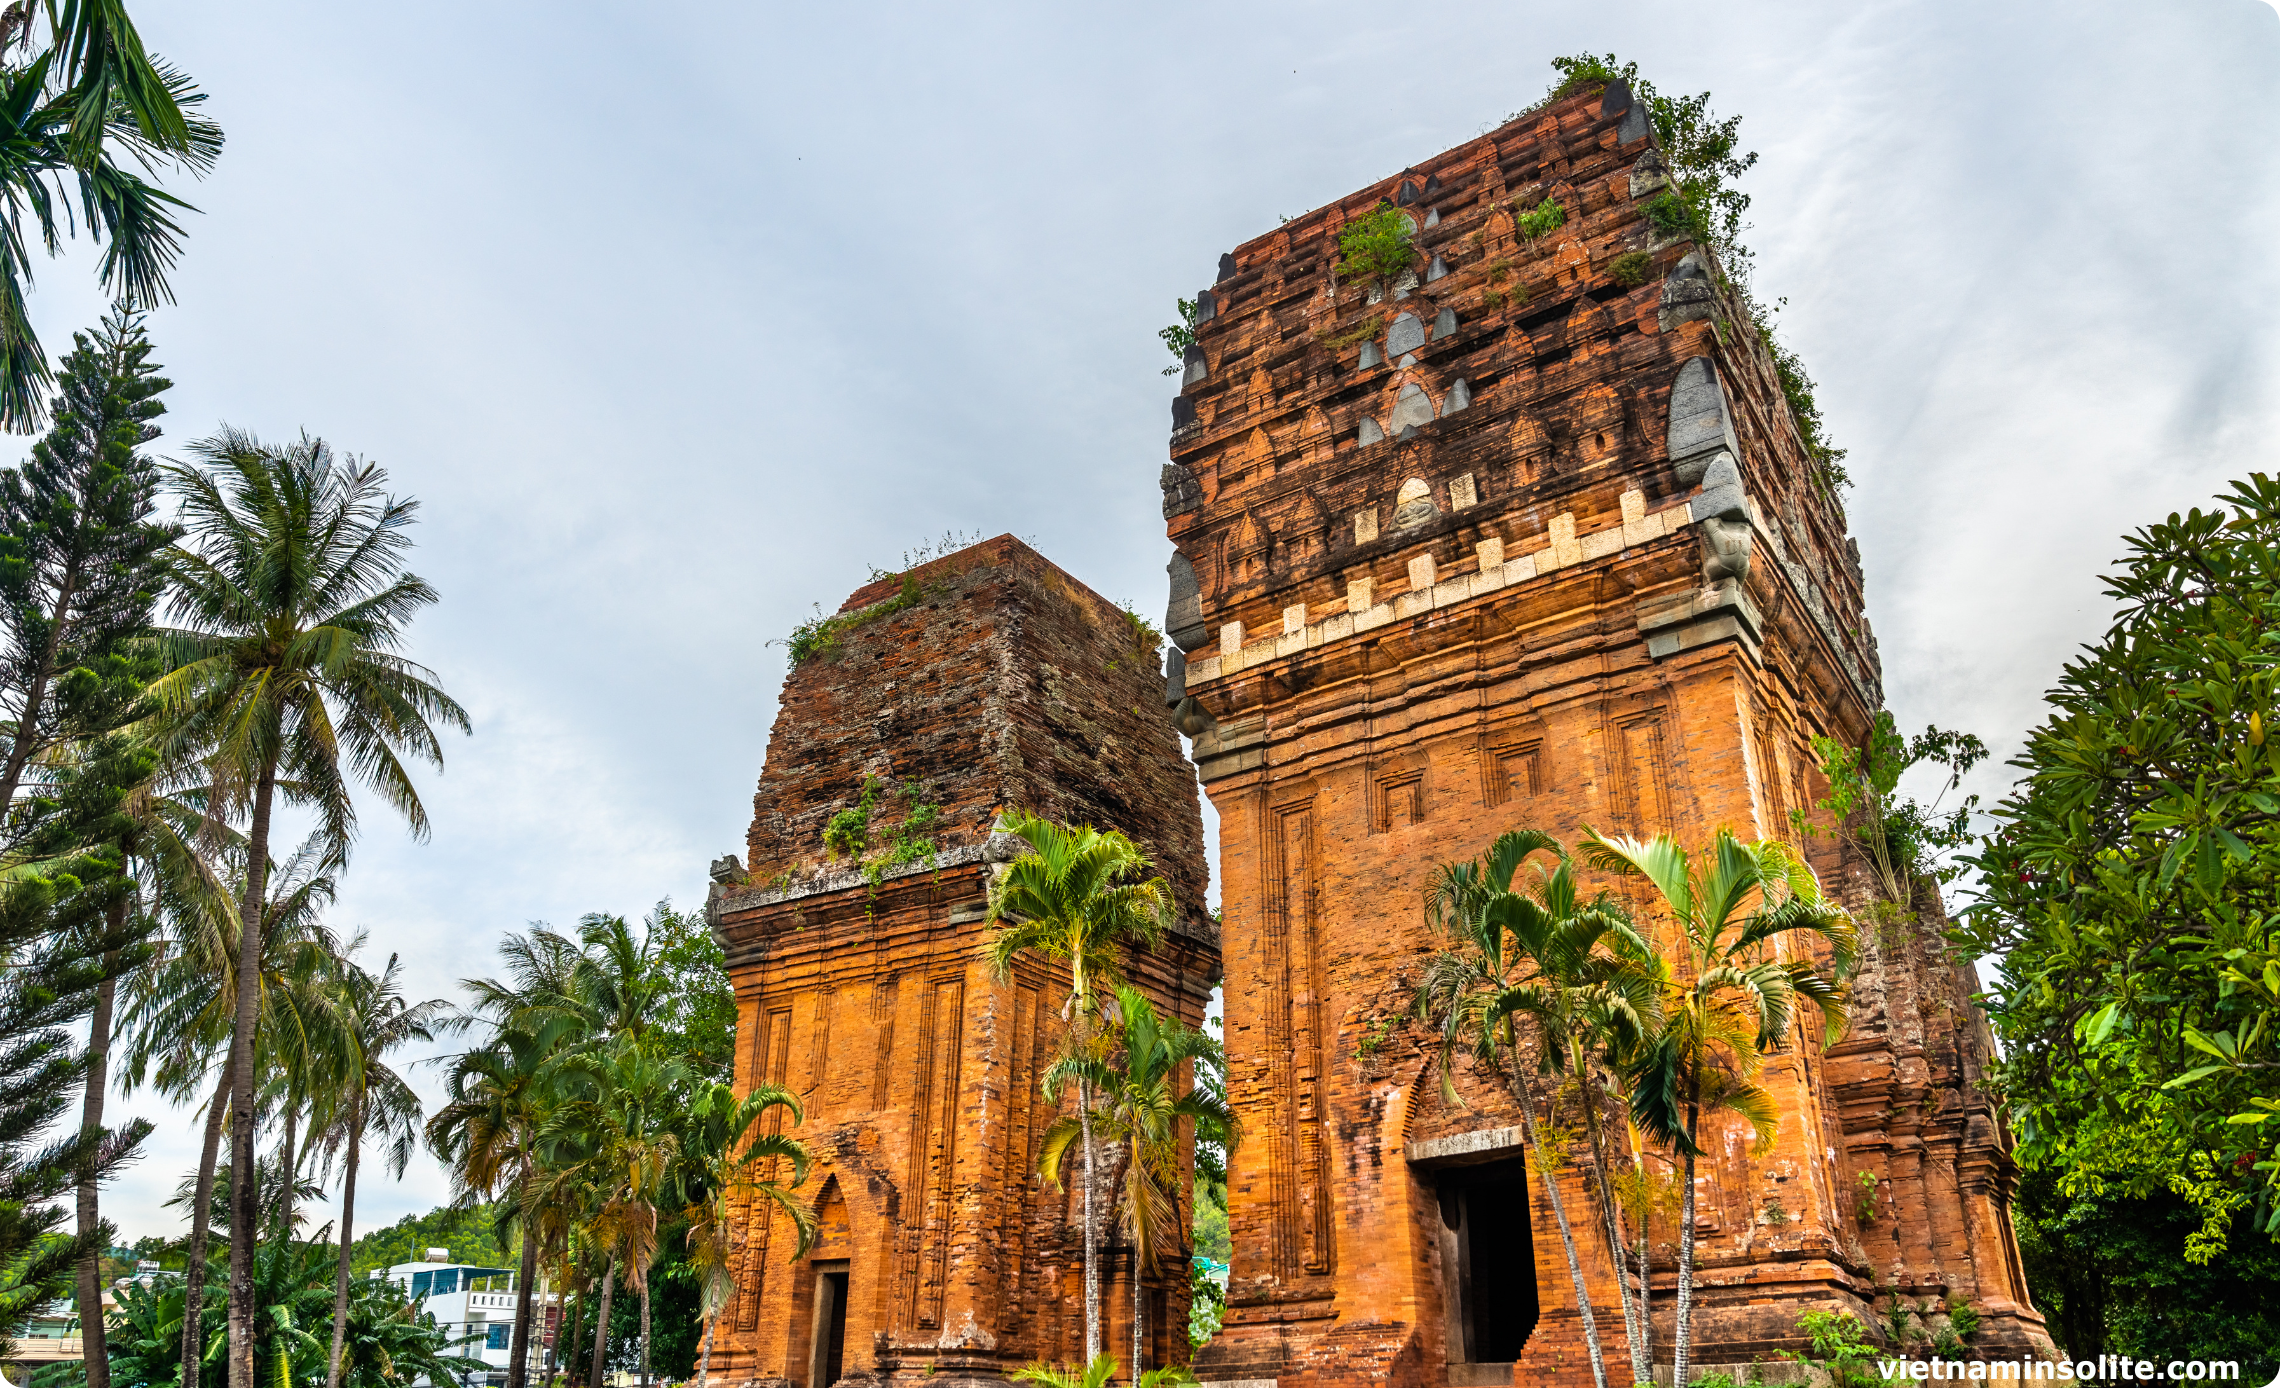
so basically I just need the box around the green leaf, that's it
[2160,1065,2228,1088]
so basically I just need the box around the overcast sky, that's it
[42,0,2279,1243]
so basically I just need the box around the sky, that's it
[35,0,2280,1244]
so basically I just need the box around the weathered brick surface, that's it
[1161,81,2050,1386]
[710,536,1220,1387]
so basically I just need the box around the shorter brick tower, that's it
[707,536,1220,1388]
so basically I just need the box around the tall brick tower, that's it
[1158,80,2048,1386]
[708,536,1219,1387]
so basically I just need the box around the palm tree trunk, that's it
[1635,1215,1653,1382]
[1578,1064,1647,1386]
[637,1277,652,1388]
[695,1314,715,1388]
[1674,1108,1700,1388]
[1509,1052,1608,1388]
[506,1187,539,1388]
[588,1261,615,1388]
[1080,1085,1100,1364]
[325,1100,365,1388]
[181,1054,234,1388]
[1130,1242,1143,1387]
[75,932,121,1388]
[227,761,280,1388]
[276,1102,299,1241]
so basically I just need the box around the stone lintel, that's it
[1404,1125,1526,1168]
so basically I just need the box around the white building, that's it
[384,1249,556,1387]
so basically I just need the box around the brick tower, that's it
[1157,79,2049,1386]
[708,536,1219,1387]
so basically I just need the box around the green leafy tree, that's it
[1960,473,2280,1258]
[643,900,733,1082]
[345,1204,512,1277]
[1795,710,1986,905]
[2012,1166,2280,1375]
[982,810,1173,1366]
[1414,829,1653,1388]
[1579,828,1853,1388]
[141,432,468,1388]
[1039,984,1233,1386]
[0,8,221,431]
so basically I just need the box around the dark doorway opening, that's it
[807,1263,848,1388]
[1433,1155,1539,1377]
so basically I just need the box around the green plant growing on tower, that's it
[1513,196,1566,247]
[1854,1170,1882,1227]
[1607,251,1654,287]
[823,776,943,896]
[1334,203,1415,283]
[1159,298,1198,376]
[1791,709,1987,907]
[1777,1311,1885,1388]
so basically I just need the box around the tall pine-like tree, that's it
[0,308,176,1388]
[0,306,177,832]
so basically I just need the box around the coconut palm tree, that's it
[0,14,222,433]
[538,1038,687,1388]
[140,432,468,1388]
[115,829,343,1388]
[981,810,1173,1364]
[1578,827,1855,1388]
[1039,984,1233,1388]
[1415,828,1635,1388]
[672,1080,817,1388]
[316,942,450,1388]
[427,1012,580,1388]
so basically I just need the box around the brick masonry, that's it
[708,536,1220,1387]
[1159,79,2053,1387]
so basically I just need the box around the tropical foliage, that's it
[984,809,1174,1367]
[1415,829,1659,1388]
[1580,827,1853,1388]
[1950,474,2280,1363]
[105,1240,483,1388]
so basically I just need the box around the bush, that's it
[1514,196,1566,244]
[1335,203,1415,282]
[1607,251,1654,287]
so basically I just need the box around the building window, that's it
[486,1325,510,1351]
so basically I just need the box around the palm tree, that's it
[1414,829,1640,1388]
[318,942,450,1388]
[426,1018,564,1388]
[1474,844,1664,1387]
[141,432,468,1388]
[1578,828,1855,1388]
[981,809,1173,1364]
[0,14,223,432]
[539,1038,686,1388]
[115,830,342,1388]
[1039,985,1233,1388]
[672,1080,817,1388]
